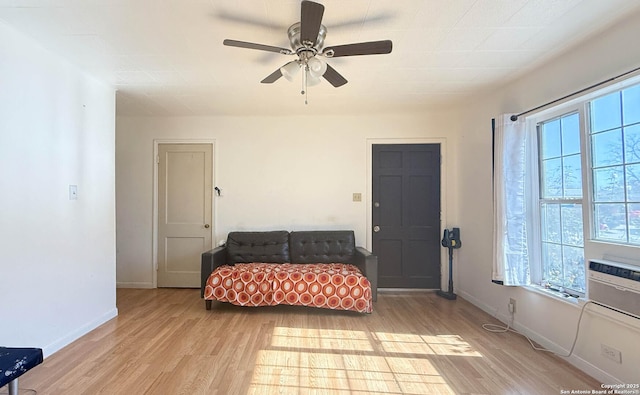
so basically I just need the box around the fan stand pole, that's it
[436,245,457,300]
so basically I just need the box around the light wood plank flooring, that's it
[15,289,599,394]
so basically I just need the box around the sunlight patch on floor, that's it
[248,326,466,394]
[421,335,483,357]
[374,332,483,357]
[249,350,455,395]
[271,327,373,351]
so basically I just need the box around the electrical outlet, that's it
[69,184,78,200]
[352,193,362,202]
[508,298,516,314]
[601,344,622,364]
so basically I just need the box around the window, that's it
[538,113,585,293]
[590,86,640,245]
[530,81,640,295]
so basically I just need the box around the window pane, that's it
[562,245,585,292]
[590,83,640,246]
[541,158,562,198]
[623,84,640,125]
[591,92,622,132]
[562,113,580,155]
[625,124,640,163]
[593,166,625,202]
[592,129,623,167]
[541,203,561,243]
[594,203,627,241]
[630,203,640,244]
[542,242,562,286]
[539,112,586,292]
[541,119,561,159]
[563,154,582,197]
[627,163,640,201]
[561,204,583,247]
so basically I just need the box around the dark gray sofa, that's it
[201,230,378,310]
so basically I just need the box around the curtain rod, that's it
[510,65,640,121]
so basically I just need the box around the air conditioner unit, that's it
[588,259,640,319]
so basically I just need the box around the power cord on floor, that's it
[482,300,593,358]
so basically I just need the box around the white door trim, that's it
[152,139,216,288]
[366,137,448,291]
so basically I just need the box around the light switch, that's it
[352,193,362,202]
[69,185,78,200]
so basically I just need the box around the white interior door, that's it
[157,143,213,288]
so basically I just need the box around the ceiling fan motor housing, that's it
[288,22,327,51]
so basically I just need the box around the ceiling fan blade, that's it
[261,69,283,84]
[223,39,293,55]
[300,1,325,46]
[324,40,393,57]
[323,64,348,87]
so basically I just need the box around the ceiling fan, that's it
[223,1,392,101]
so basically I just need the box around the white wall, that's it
[115,113,458,288]
[454,9,640,383]
[0,22,117,357]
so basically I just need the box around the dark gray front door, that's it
[372,144,441,288]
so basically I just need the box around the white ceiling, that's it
[2,0,639,116]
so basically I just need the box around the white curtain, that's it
[492,114,532,286]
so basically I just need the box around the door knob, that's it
[204,224,210,228]
[373,225,380,232]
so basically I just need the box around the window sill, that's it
[523,284,587,307]
[589,238,640,251]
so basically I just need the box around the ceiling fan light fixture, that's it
[307,56,327,78]
[281,61,301,82]
[306,70,322,86]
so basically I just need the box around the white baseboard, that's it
[117,282,154,289]
[457,290,622,385]
[43,307,118,358]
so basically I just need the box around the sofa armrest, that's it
[201,246,227,298]
[354,247,378,302]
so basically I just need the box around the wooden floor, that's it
[16,289,599,394]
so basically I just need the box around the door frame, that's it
[367,138,449,291]
[152,139,216,288]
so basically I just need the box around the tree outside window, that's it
[539,113,585,293]
[591,86,640,245]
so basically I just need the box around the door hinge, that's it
[156,155,160,164]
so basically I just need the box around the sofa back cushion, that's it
[226,231,290,264]
[289,230,355,264]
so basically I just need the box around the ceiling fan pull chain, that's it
[304,64,310,105]
[301,64,307,96]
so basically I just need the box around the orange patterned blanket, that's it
[204,263,372,313]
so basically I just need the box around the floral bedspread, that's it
[204,263,372,313]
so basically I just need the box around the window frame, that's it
[529,106,589,295]
[587,89,640,245]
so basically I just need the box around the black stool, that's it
[0,347,43,395]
